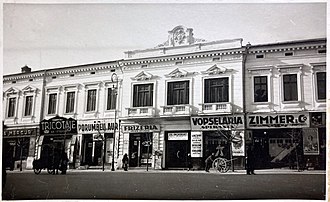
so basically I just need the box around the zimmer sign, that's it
[247,113,309,129]
[191,115,244,131]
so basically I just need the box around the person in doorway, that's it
[187,153,193,171]
[60,152,69,175]
[122,153,129,171]
[53,149,61,175]
[246,145,256,175]
[205,153,215,172]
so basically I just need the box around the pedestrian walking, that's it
[60,152,69,175]
[246,145,255,175]
[205,153,215,172]
[187,153,192,171]
[122,153,129,171]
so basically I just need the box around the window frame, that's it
[203,77,230,103]
[282,74,299,102]
[166,79,191,106]
[86,89,97,112]
[106,87,117,110]
[47,93,58,115]
[132,82,154,107]
[65,91,76,114]
[7,97,17,118]
[316,71,326,101]
[23,95,34,117]
[253,76,269,103]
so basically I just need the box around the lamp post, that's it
[111,73,118,171]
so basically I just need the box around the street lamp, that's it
[111,73,118,171]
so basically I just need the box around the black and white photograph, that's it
[1,1,327,201]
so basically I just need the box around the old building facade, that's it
[2,26,326,171]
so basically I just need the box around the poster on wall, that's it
[302,128,319,155]
[191,132,202,157]
[231,131,245,156]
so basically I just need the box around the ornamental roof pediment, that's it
[4,87,20,94]
[22,85,37,92]
[165,68,189,78]
[131,71,153,81]
[201,64,227,75]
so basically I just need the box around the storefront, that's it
[247,112,310,169]
[190,115,245,170]
[3,127,37,170]
[121,123,160,169]
[39,116,78,169]
[77,119,117,168]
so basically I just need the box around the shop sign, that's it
[247,113,309,129]
[3,128,37,138]
[78,120,118,133]
[191,132,202,157]
[122,124,160,133]
[168,132,188,141]
[40,116,77,135]
[231,131,245,156]
[191,115,244,131]
[302,128,319,155]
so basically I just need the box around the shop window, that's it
[106,88,117,110]
[254,76,268,102]
[24,96,33,116]
[48,93,57,114]
[167,81,189,105]
[7,97,16,117]
[65,92,75,113]
[86,89,97,112]
[133,83,153,107]
[283,74,298,101]
[204,78,229,103]
[316,72,326,100]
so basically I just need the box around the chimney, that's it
[21,65,31,73]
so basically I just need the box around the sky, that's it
[3,2,327,75]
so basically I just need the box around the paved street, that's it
[2,170,326,200]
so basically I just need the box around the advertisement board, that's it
[302,128,319,155]
[191,132,203,157]
[191,115,244,131]
[231,131,245,156]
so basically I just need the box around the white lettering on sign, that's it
[247,113,309,129]
[168,132,188,141]
[191,132,202,157]
[123,125,160,132]
[191,115,244,131]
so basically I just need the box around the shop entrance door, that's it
[82,134,93,165]
[93,141,103,166]
[253,136,270,169]
[129,133,152,167]
[166,140,189,168]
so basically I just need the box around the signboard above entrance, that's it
[3,128,37,138]
[191,115,244,131]
[122,124,160,133]
[168,132,188,140]
[247,113,309,129]
[40,116,77,135]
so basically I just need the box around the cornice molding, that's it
[249,44,326,54]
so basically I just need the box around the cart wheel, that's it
[47,168,55,175]
[213,158,227,173]
[34,168,41,175]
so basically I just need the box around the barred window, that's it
[107,88,117,110]
[65,92,75,113]
[204,78,229,103]
[24,96,33,116]
[48,93,57,114]
[133,84,153,107]
[8,97,16,117]
[86,89,97,112]
[254,76,268,102]
[316,72,326,100]
[283,74,298,101]
[167,81,189,105]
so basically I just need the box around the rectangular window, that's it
[133,84,153,107]
[167,81,189,105]
[65,92,75,113]
[283,74,298,101]
[24,96,33,116]
[204,78,229,103]
[254,76,268,102]
[48,93,57,114]
[316,72,326,100]
[86,89,97,112]
[8,97,16,117]
[107,88,117,110]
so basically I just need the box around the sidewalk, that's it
[8,168,326,175]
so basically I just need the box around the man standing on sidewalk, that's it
[246,145,255,175]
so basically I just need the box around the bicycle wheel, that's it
[34,168,41,175]
[212,157,227,173]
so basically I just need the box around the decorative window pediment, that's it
[165,68,189,78]
[131,71,153,81]
[4,87,20,96]
[22,85,37,93]
[201,64,227,75]
[276,64,303,74]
